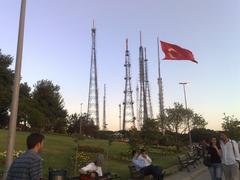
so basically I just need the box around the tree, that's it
[140,118,160,146]
[222,113,240,140]
[165,103,191,151]
[32,80,67,133]
[128,127,143,150]
[191,128,218,143]
[0,50,14,128]
[67,113,98,137]
[17,82,32,130]
[190,113,208,129]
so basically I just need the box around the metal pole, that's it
[157,37,165,135]
[119,104,121,131]
[4,0,26,178]
[80,103,83,116]
[79,103,83,135]
[179,82,192,146]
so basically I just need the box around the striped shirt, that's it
[7,150,43,180]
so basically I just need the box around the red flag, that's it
[160,41,198,64]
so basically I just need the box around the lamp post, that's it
[80,103,83,116]
[179,82,192,146]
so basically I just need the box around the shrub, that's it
[77,145,104,153]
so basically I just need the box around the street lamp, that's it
[179,82,192,146]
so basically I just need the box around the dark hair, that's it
[27,133,44,149]
[210,137,221,149]
[140,149,146,153]
[132,150,137,157]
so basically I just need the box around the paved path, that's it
[165,165,226,180]
[193,169,225,180]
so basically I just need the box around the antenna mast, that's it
[122,39,135,130]
[138,32,148,127]
[144,48,153,119]
[87,21,99,128]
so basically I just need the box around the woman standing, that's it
[207,137,222,180]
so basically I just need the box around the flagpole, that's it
[4,0,26,178]
[157,37,165,135]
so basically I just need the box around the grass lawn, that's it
[0,129,177,179]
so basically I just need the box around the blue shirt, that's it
[7,150,43,180]
[132,158,146,171]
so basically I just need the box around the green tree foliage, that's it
[165,103,189,134]
[222,113,240,140]
[32,80,67,133]
[128,127,143,150]
[67,113,98,137]
[191,128,218,143]
[0,50,14,127]
[191,113,208,129]
[17,82,32,129]
[140,118,160,146]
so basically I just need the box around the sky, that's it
[0,0,240,131]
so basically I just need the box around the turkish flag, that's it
[160,41,198,64]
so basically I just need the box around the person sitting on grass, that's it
[79,154,112,180]
[132,149,164,180]
[7,133,45,180]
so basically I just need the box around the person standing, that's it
[220,132,240,180]
[7,133,45,180]
[207,137,222,180]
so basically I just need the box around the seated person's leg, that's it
[140,166,153,176]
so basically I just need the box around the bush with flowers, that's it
[0,150,24,164]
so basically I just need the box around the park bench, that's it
[128,165,153,180]
[187,151,201,165]
[177,154,196,172]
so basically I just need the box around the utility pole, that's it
[87,21,99,128]
[179,82,192,145]
[5,0,27,178]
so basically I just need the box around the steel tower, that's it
[122,39,135,130]
[138,32,148,127]
[102,84,107,130]
[144,48,153,119]
[87,22,99,128]
[136,84,141,129]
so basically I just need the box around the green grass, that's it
[0,129,177,179]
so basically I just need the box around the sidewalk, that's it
[165,164,208,180]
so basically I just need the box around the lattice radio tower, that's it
[138,32,148,127]
[144,48,154,119]
[87,21,99,128]
[122,39,135,130]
